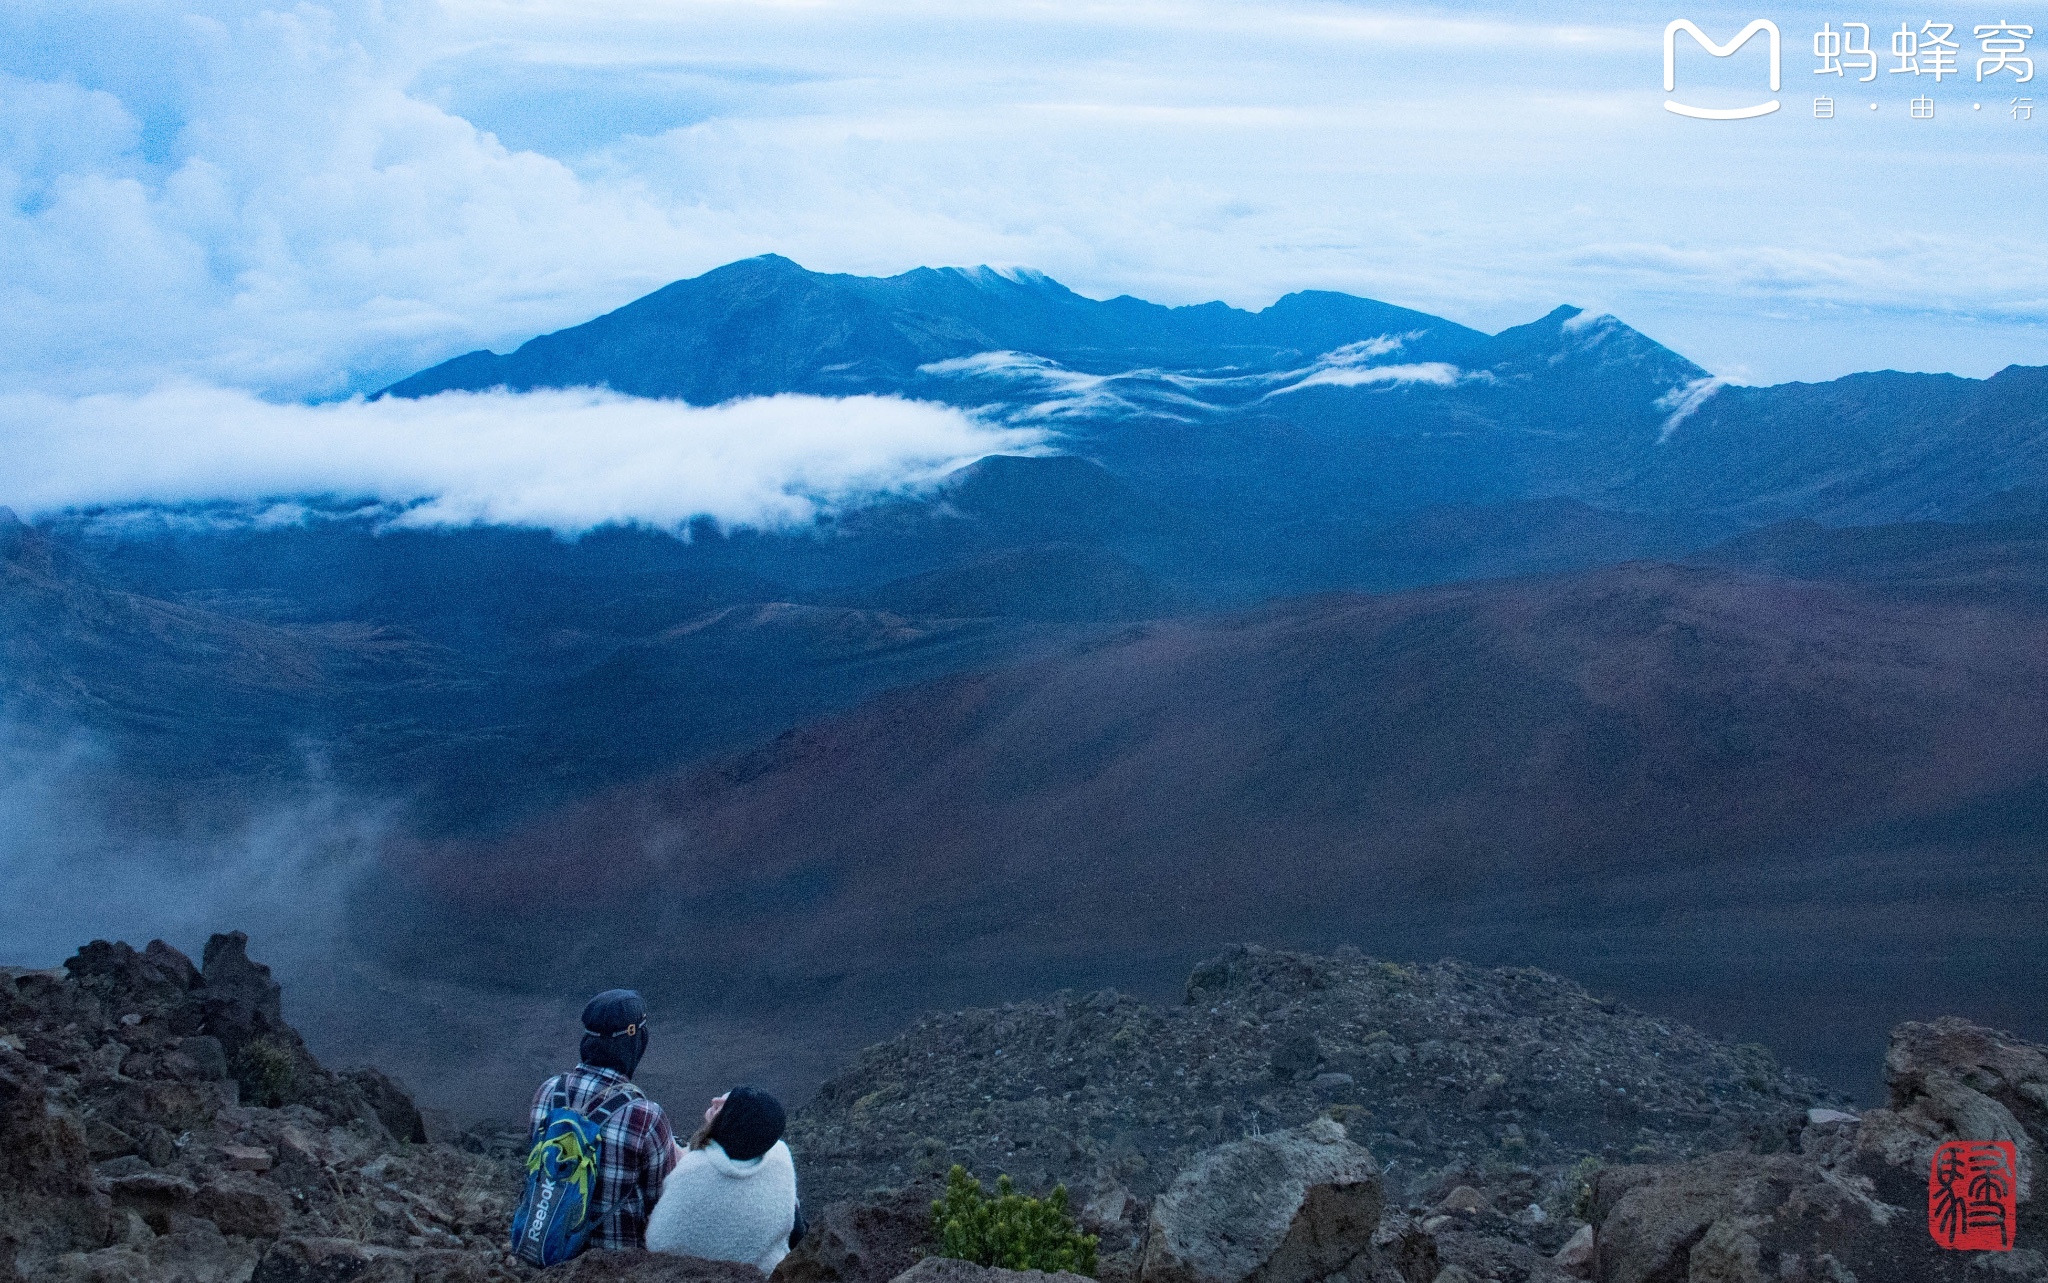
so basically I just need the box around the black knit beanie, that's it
[709,1086,785,1161]
[579,989,649,1078]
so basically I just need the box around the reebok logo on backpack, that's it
[509,1084,636,1265]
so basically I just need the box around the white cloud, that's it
[1,0,2044,400]
[918,336,1472,419]
[0,384,1043,533]
[1655,376,1727,441]
[1272,361,1462,392]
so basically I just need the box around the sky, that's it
[2,0,2046,520]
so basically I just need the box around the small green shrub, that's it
[932,1165,1098,1276]
[1567,1155,1604,1221]
[234,1037,297,1108]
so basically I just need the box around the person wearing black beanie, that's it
[525,989,679,1252]
[645,1086,802,1271]
[579,988,651,1078]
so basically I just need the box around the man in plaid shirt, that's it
[530,989,679,1251]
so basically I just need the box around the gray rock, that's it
[46,1218,261,1283]
[178,1037,230,1083]
[252,1237,414,1283]
[1140,1120,1410,1283]
[772,1184,937,1283]
[1879,1016,2046,1201]
[888,1258,1090,1283]
[1550,1224,1592,1277]
[340,1067,429,1145]
[195,1173,291,1238]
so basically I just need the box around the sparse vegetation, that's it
[235,1036,298,1108]
[931,1164,1099,1276]
[1567,1155,1604,1221]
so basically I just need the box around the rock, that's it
[1879,1016,2046,1201]
[97,1156,154,1180]
[889,1260,1089,1283]
[792,946,1834,1208]
[195,1172,291,1237]
[83,1117,139,1160]
[5,932,522,1281]
[1426,1269,1477,1283]
[1433,1188,1486,1216]
[1589,1133,2047,1283]
[550,1252,770,1281]
[1269,1036,1321,1082]
[253,1237,415,1283]
[138,1124,180,1169]
[64,941,203,1028]
[1428,1228,1575,1283]
[222,1144,275,1172]
[105,1170,200,1210]
[1550,1224,1592,1277]
[1364,1217,1436,1283]
[772,1184,936,1283]
[178,1037,230,1083]
[1140,1120,1400,1283]
[44,1218,261,1283]
[340,1067,430,1145]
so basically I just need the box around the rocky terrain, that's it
[789,945,1837,1209]
[4,936,2043,1283]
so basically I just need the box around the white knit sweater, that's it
[644,1139,798,1272]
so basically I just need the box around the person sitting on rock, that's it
[645,1086,802,1271]
[528,989,679,1252]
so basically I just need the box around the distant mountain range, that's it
[384,255,2048,530]
[9,255,2048,1114]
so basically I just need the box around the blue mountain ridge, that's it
[380,255,2048,529]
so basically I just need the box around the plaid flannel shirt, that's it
[530,1065,678,1251]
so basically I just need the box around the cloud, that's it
[920,336,1473,419]
[0,384,1044,533]
[1,0,2045,401]
[0,711,384,972]
[1655,376,1726,441]
[1271,361,1463,392]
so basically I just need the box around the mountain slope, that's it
[378,256,2048,528]
[362,551,2048,1098]
[380,255,1489,403]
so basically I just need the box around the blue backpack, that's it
[509,1083,637,1266]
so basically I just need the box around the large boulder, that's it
[1587,1018,2048,1283]
[340,1068,430,1146]
[1873,1016,2045,1202]
[1139,1121,1430,1283]
[773,1183,936,1283]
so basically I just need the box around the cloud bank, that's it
[3,0,2045,400]
[0,385,1043,533]
[919,336,1477,420]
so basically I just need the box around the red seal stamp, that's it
[1928,1140,2018,1250]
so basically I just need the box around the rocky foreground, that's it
[3,937,2043,1283]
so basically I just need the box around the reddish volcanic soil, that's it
[363,560,2048,1112]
